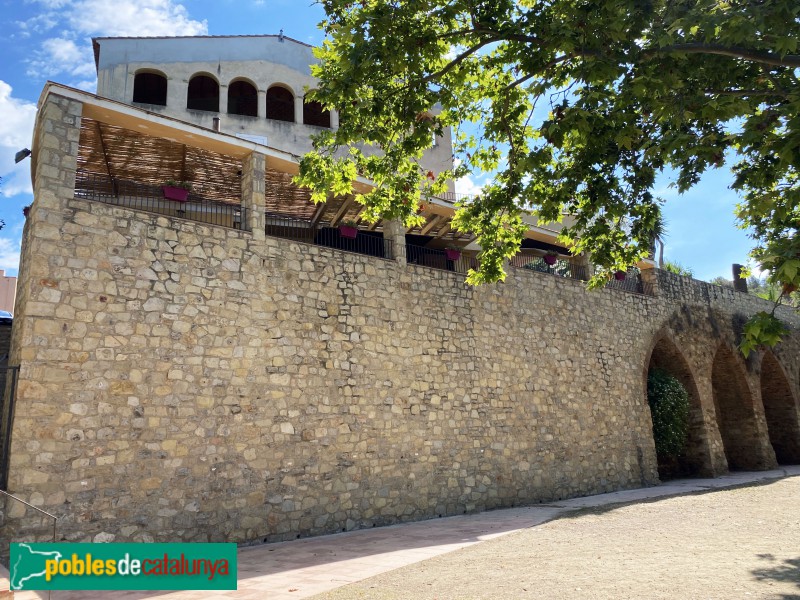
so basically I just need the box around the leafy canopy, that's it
[297,0,799,348]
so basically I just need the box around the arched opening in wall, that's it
[760,351,800,464]
[646,337,711,478]
[303,97,331,128]
[266,86,294,122]
[132,71,167,106]
[187,74,219,112]
[711,345,762,470]
[228,80,258,117]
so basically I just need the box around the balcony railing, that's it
[264,212,316,244]
[406,244,477,274]
[262,214,655,297]
[606,268,654,296]
[265,213,397,260]
[74,171,249,231]
[510,254,588,282]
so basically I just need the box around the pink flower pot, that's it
[544,254,557,266]
[339,225,358,239]
[445,249,461,261]
[162,185,189,202]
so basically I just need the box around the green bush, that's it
[647,369,690,459]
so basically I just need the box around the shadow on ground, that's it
[752,555,800,599]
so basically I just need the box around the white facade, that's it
[93,35,455,187]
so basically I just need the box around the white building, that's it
[92,34,455,181]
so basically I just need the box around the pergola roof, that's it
[52,81,578,249]
[76,116,473,242]
[78,118,242,203]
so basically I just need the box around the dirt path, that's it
[315,477,800,600]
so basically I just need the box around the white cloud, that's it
[24,0,208,82]
[72,79,98,92]
[16,13,59,37]
[0,238,22,273]
[0,81,37,198]
[454,173,486,198]
[28,37,98,80]
[68,0,207,37]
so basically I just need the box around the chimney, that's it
[732,263,748,293]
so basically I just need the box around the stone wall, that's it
[3,93,799,548]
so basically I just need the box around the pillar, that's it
[732,264,748,293]
[383,219,407,266]
[257,90,266,119]
[242,151,266,240]
[640,267,660,296]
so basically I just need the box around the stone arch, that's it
[266,84,295,122]
[760,351,800,464]
[132,70,167,106]
[227,78,258,117]
[303,93,331,128]
[711,343,762,470]
[187,73,219,112]
[643,331,712,478]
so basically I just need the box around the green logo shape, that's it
[10,543,237,590]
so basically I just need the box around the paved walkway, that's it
[3,466,799,600]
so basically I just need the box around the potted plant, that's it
[614,270,627,281]
[339,219,358,239]
[544,252,558,266]
[161,180,192,202]
[444,246,461,261]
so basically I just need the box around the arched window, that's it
[228,80,258,117]
[132,71,167,106]
[266,86,294,122]
[303,98,331,128]
[187,74,219,112]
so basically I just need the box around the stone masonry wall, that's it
[3,94,799,547]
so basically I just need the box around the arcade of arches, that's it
[760,351,800,464]
[131,71,330,126]
[645,333,799,481]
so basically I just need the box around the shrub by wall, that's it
[647,369,690,459]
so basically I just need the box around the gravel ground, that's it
[314,477,800,600]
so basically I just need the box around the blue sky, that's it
[0,0,757,281]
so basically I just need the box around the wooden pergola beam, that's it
[330,195,355,227]
[420,214,442,236]
[434,223,451,239]
[309,199,328,227]
[94,121,117,198]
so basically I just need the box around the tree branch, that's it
[704,88,789,98]
[643,43,800,68]
[421,38,496,84]
[435,28,482,40]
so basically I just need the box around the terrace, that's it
[69,87,653,296]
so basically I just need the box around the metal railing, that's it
[606,268,654,296]
[0,367,19,492]
[431,191,476,204]
[264,214,397,261]
[74,171,249,231]
[510,254,588,282]
[406,244,477,274]
[264,212,316,244]
[1,489,58,598]
[316,227,396,260]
